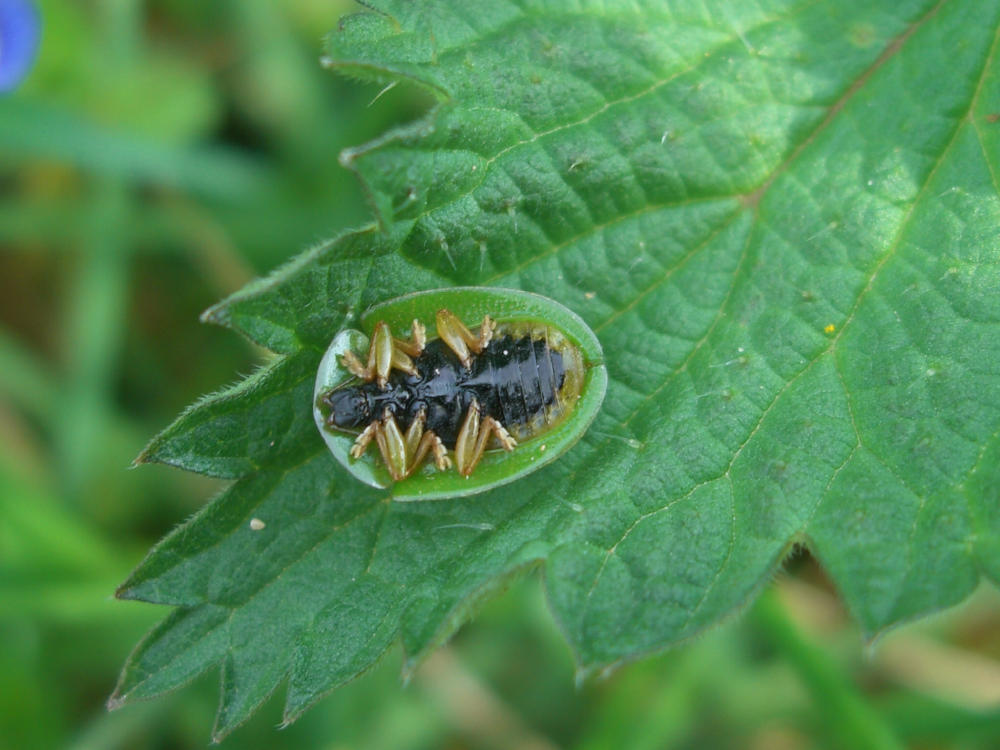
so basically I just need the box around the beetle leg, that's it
[389,348,418,378]
[371,322,398,389]
[454,399,480,475]
[374,409,407,480]
[429,432,452,471]
[484,416,517,451]
[370,408,450,479]
[341,349,371,381]
[349,421,378,459]
[404,407,426,458]
[393,319,426,358]
[477,315,496,351]
[454,399,515,476]
[406,408,450,474]
[343,320,423,388]
[436,309,495,368]
[408,430,451,475]
[386,319,422,379]
[340,322,386,383]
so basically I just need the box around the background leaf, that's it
[115,0,1000,739]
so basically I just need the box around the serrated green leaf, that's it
[137,351,319,478]
[115,0,1000,738]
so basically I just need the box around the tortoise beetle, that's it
[313,287,606,500]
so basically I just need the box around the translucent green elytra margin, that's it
[313,287,607,501]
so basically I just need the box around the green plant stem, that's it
[56,178,129,502]
[0,331,58,423]
[56,0,136,502]
[751,587,905,750]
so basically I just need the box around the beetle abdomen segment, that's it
[472,333,566,441]
[496,321,583,441]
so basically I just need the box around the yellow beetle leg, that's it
[393,319,426,358]
[371,407,451,479]
[340,349,372,381]
[454,399,481,475]
[390,348,418,378]
[404,407,425,458]
[404,408,449,475]
[346,319,424,387]
[407,430,450,475]
[484,416,517,451]
[428,432,451,471]
[436,309,495,368]
[349,421,378,459]
[455,399,517,477]
[371,322,396,389]
[374,409,407,480]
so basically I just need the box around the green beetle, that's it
[314,288,606,500]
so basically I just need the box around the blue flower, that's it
[0,0,40,92]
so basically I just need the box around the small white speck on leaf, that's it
[435,522,495,532]
[250,518,266,531]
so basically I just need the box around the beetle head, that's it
[322,386,372,430]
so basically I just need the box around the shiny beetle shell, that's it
[313,287,606,501]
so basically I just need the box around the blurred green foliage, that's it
[2,1,999,748]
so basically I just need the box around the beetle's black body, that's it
[322,334,567,447]
[318,311,585,479]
